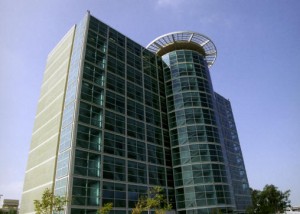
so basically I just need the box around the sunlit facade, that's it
[21,12,251,214]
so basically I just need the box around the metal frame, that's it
[146,31,217,67]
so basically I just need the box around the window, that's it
[128,185,147,208]
[127,138,146,161]
[74,150,101,178]
[142,49,156,65]
[148,165,166,186]
[128,161,147,184]
[87,30,107,52]
[76,124,101,152]
[127,118,144,140]
[144,75,158,94]
[106,91,125,114]
[127,99,144,121]
[82,62,105,87]
[127,82,143,103]
[103,182,126,207]
[81,81,104,106]
[107,73,125,95]
[145,107,161,127]
[147,144,164,165]
[103,156,126,181]
[108,43,125,62]
[146,124,162,145]
[104,132,125,157]
[105,111,125,134]
[143,62,157,79]
[107,56,125,77]
[127,66,143,86]
[72,177,100,206]
[127,38,141,56]
[79,101,103,128]
[56,151,70,178]
[108,28,125,47]
[145,91,159,110]
[127,52,141,70]
[85,46,106,69]
[89,16,108,37]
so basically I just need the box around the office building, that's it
[21,12,251,214]
[1,199,19,214]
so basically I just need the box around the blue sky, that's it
[0,0,299,206]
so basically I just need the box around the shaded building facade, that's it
[21,12,251,214]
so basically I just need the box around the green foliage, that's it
[34,188,68,214]
[246,184,291,214]
[0,209,17,214]
[98,203,113,214]
[132,186,172,214]
[8,209,17,214]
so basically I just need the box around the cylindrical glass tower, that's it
[147,32,234,214]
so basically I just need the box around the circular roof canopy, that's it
[146,31,217,67]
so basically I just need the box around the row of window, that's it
[172,143,224,166]
[168,107,217,129]
[170,125,220,147]
[73,148,173,186]
[175,184,232,209]
[85,33,160,92]
[76,126,170,166]
[106,71,165,108]
[173,164,228,187]
[85,36,163,91]
[167,91,213,112]
[89,16,160,70]
[165,76,211,96]
[106,89,165,126]
[102,155,168,186]
[168,50,207,67]
[77,103,168,147]
[163,57,209,82]
[105,110,166,144]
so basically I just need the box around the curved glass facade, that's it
[162,50,234,213]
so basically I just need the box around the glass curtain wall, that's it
[69,15,174,214]
[162,50,234,214]
[215,93,252,212]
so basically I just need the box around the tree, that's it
[246,184,291,214]
[34,188,68,214]
[132,186,172,214]
[98,203,113,214]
